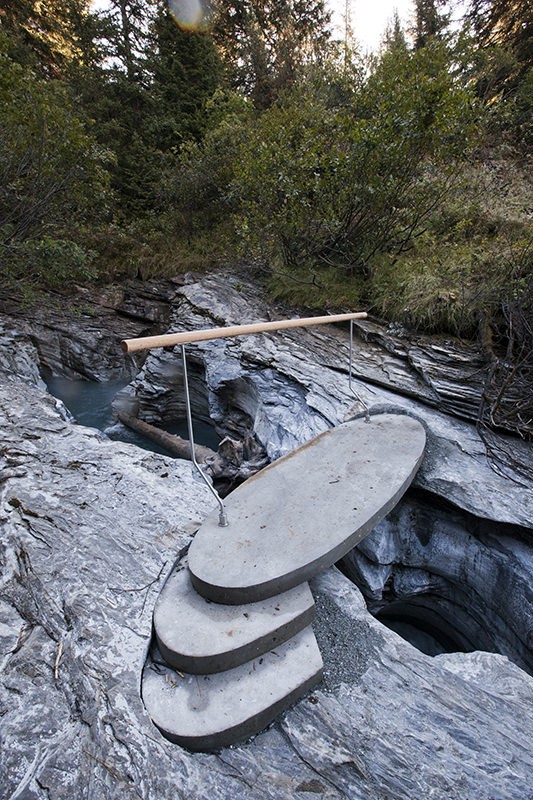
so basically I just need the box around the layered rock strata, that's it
[1,270,532,798]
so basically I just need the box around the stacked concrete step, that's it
[153,560,315,673]
[142,561,322,751]
[142,414,426,751]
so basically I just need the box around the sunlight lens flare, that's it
[168,0,211,31]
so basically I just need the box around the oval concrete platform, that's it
[142,627,323,752]
[154,559,315,674]
[188,414,426,604]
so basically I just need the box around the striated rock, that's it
[2,265,533,800]
[1,326,532,799]
[123,272,532,526]
[301,568,533,800]
[0,280,180,380]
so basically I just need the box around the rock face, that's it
[1,270,533,799]
[121,272,532,525]
[0,280,180,380]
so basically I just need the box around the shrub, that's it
[0,34,109,287]
[230,42,479,279]
[6,237,97,288]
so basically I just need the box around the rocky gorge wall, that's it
[0,271,532,799]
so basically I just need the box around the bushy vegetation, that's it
[231,42,478,276]
[0,1,531,432]
[0,32,108,288]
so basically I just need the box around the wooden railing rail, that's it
[121,312,367,353]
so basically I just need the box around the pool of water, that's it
[378,618,462,657]
[43,372,220,454]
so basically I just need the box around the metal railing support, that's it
[181,344,228,527]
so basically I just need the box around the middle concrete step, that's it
[154,559,315,674]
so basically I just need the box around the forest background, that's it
[0,0,531,436]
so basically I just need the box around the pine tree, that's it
[414,0,449,49]
[213,0,332,108]
[465,0,532,143]
[147,5,223,150]
[468,0,532,73]
[382,10,409,55]
[97,0,157,81]
[0,0,93,76]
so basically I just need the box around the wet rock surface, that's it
[1,272,533,799]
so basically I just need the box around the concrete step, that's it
[154,559,315,674]
[142,626,323,752]
[189,413,426,604]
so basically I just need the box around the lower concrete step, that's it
[142,626,323,752]
[154,559,315,674]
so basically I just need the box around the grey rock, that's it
[126,271,531,525]
[303,568,533,800]
[1,276,532,800]
[0,324,46,387]
[0,280,179,380]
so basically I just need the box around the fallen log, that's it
[116,411,216,464]
[116,411,270,493]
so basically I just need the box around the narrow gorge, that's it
[1,270,531,799]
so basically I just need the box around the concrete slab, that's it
[154,558,315,673]
[142,627,323,752]
[189,414,426,604]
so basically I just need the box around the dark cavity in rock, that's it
[340,491,533,674]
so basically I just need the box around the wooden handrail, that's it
[121,311,367,353]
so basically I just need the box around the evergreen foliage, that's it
[0,0,91,75]
[465,0,532,145]
[413,0,449,49]
[147,7,224,149]
[212,0,332,107]
[0,33,108,286]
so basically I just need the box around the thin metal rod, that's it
[181,345,228,527]
[349,320,370,422]
[122,311,368,353]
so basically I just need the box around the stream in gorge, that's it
[43,371,221,453]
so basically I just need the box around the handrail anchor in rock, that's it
[121,311,368,527]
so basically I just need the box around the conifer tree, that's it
[382,10,409,55]
[0,0,92,76]
[98,0,157,81]
[146,5,223,150]
[468,0,532,74]
[414,0,449,49]
[213,0,332,108]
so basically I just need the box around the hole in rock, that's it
[375,599,472,657]
[43,371,220,452]
[340,492,533,674]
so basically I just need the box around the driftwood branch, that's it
[116,411,216,463]
[116,411,269,492]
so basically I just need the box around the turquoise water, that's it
[43,372,220,454]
